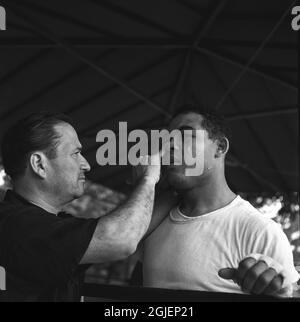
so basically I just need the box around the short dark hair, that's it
[171,104,232,143]
[1,112,73,180]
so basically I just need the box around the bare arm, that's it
[132,189,178,264]
[80,154,161,264]
[141,190,178,242]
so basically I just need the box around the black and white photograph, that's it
[0,0,299,306]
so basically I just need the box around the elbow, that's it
[105,238,137,261]
[119,241,137,259]
[110,226,140,259]
[98,220,140,261]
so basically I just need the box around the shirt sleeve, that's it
[5,209,98,289]
[250,220,300,284]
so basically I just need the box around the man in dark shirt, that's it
[0,112,172,301]
[0,190,97,301]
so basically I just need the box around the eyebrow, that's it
[74,146,82,152]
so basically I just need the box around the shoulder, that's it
[228,196,280,236]
[0,201,39,221]
[0,202,64,241]
[227,197,293,259]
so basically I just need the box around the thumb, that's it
[160,143,167,158]
[218,268,237,280]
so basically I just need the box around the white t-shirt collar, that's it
[170,195,241,223]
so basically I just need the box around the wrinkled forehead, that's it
[168,112,205,131]
[54,123,81,150]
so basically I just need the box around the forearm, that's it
[95,177,156,252]
[141,190,178,242]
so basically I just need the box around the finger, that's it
[140,155,149,165]
[240,260,269,294]
[218,268,237,281]
[131,158,147,184]
[264,273,284,295]
[160,144,167,158]
[251,267,278,295]
[148,152,161,166]
[237,257,257,285]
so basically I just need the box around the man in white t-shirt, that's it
[137,108,299,297]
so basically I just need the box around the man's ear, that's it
[29,152,47,179]
[215,137,229,158]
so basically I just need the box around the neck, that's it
[14,180,63,215]
[179,170,237,217]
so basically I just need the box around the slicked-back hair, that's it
[171,105,232,143]
[1,112,73,180]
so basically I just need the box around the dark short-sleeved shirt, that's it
[0,190,98,302]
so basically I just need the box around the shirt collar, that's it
[4,189,33,207]
[3,190,67,217]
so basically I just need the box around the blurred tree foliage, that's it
[241,192,300,263]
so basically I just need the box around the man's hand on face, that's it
[218,257,284,296]
[132,151,163,186]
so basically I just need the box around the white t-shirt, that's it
[142,196,299,294]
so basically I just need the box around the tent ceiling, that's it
[0,0,298,193]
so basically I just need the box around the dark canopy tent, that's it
[0,0,298,194]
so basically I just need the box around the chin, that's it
[167,170,190,190]
[73,188,85,199]
[167,166,205,191]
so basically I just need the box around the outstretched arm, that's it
[80,153,161,264]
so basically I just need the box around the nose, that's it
[81,155,91,173]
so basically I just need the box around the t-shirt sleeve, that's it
[250,220,300,284]
[5,209,98,288]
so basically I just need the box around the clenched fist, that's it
[218,257,285,296]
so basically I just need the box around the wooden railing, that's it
[82,283,300,302]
